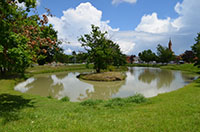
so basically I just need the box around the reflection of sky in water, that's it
[50,73,94,101]
[15,67,198,102]
[15,77,35,93]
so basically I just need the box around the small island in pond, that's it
[77,72,126,81]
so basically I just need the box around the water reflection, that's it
[156,70,175,88]
[80,80,125,100]
[138,68,175,88]
[15,67,198,101]
[138,69,157,84]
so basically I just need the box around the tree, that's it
[191,32,200,67]
[78,25,126,73]
[76,52,88,63]
[138,49,157,63]
[129,55,136,64]
[0,1,61,74]
[54,52,69,63]
[181,50,195,63]
[72,51,77,63]
[156,44,175,63]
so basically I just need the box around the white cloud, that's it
[173,0,200,33]
[48,2,119,54]
[49,0,200,55]
[16,0,26,9]
[64,48,72,54]
[130,0,200,55]
[16,0,40,8]
[114,39,135,54]
[135,13,178,34]
[112,0,137,5]
[36,0,40,6]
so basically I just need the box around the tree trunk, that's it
[96,68,100,73]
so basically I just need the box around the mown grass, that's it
[161,63,200,73]
[127,63,163,67]
[0,64,200,131]
[26,64,93,75]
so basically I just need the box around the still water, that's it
[15,67,198,102]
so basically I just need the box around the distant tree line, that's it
[138,33,200,67]
[138,44,175,63]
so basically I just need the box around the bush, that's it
[104,94,147,108]
[80,99,102,106]
[125,94,147,103]
[104,97,124,107]
[60,96,70,102]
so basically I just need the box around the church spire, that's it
[168,38,172,52]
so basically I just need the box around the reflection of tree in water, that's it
[54,72,69,80]
[80,80,125,100]
[138,69,175,88]
[138,69,157,84]
[129,68,134,75]
[25,75,57,97]
[156,70,175,88]
[180,72,197,83]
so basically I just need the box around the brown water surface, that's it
[15,67,198,102]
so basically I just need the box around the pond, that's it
[15,67,198,102]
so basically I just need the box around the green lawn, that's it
[0,64,200,131]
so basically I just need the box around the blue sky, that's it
[34,0,200,55]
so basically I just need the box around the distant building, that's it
[168,39,172,52]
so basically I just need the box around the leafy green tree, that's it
[156,44,175,63]
[0,0,36,74]
[54,52,69,63]
[138,49,157,63]
[76,52,88,63]
[0,1,61,74]
[181,50,195,63]
[78,25,126,73]
[129,55,136,64]
[191,32,200,67]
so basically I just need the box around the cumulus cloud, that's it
[36,0,40,6]
[48,0,200,55]
[126,0,200,55]
[48,2,119,54]
[112,0,137,5]
[173,0,200,33]
[135,13,178,33]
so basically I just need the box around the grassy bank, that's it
[0,64,200,131]
[127,63,162,67]
[129,63,200,73]
[26,64,92,75]
[161,64,200,73]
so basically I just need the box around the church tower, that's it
[168,38,172,52]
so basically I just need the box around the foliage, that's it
[104,94,147,107]
[191,32,200,68]
[54,52,69,63]
[78,25,126,73]
[60,96,70,102]
[156,44,175,63]
[76,52,88,63]
[129,55,136,64]
[138,49,157,63]
[0,1,61,75]
[181,50,195,63]
[80,99,103,106]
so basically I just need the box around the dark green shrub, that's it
[60,96,70,102]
